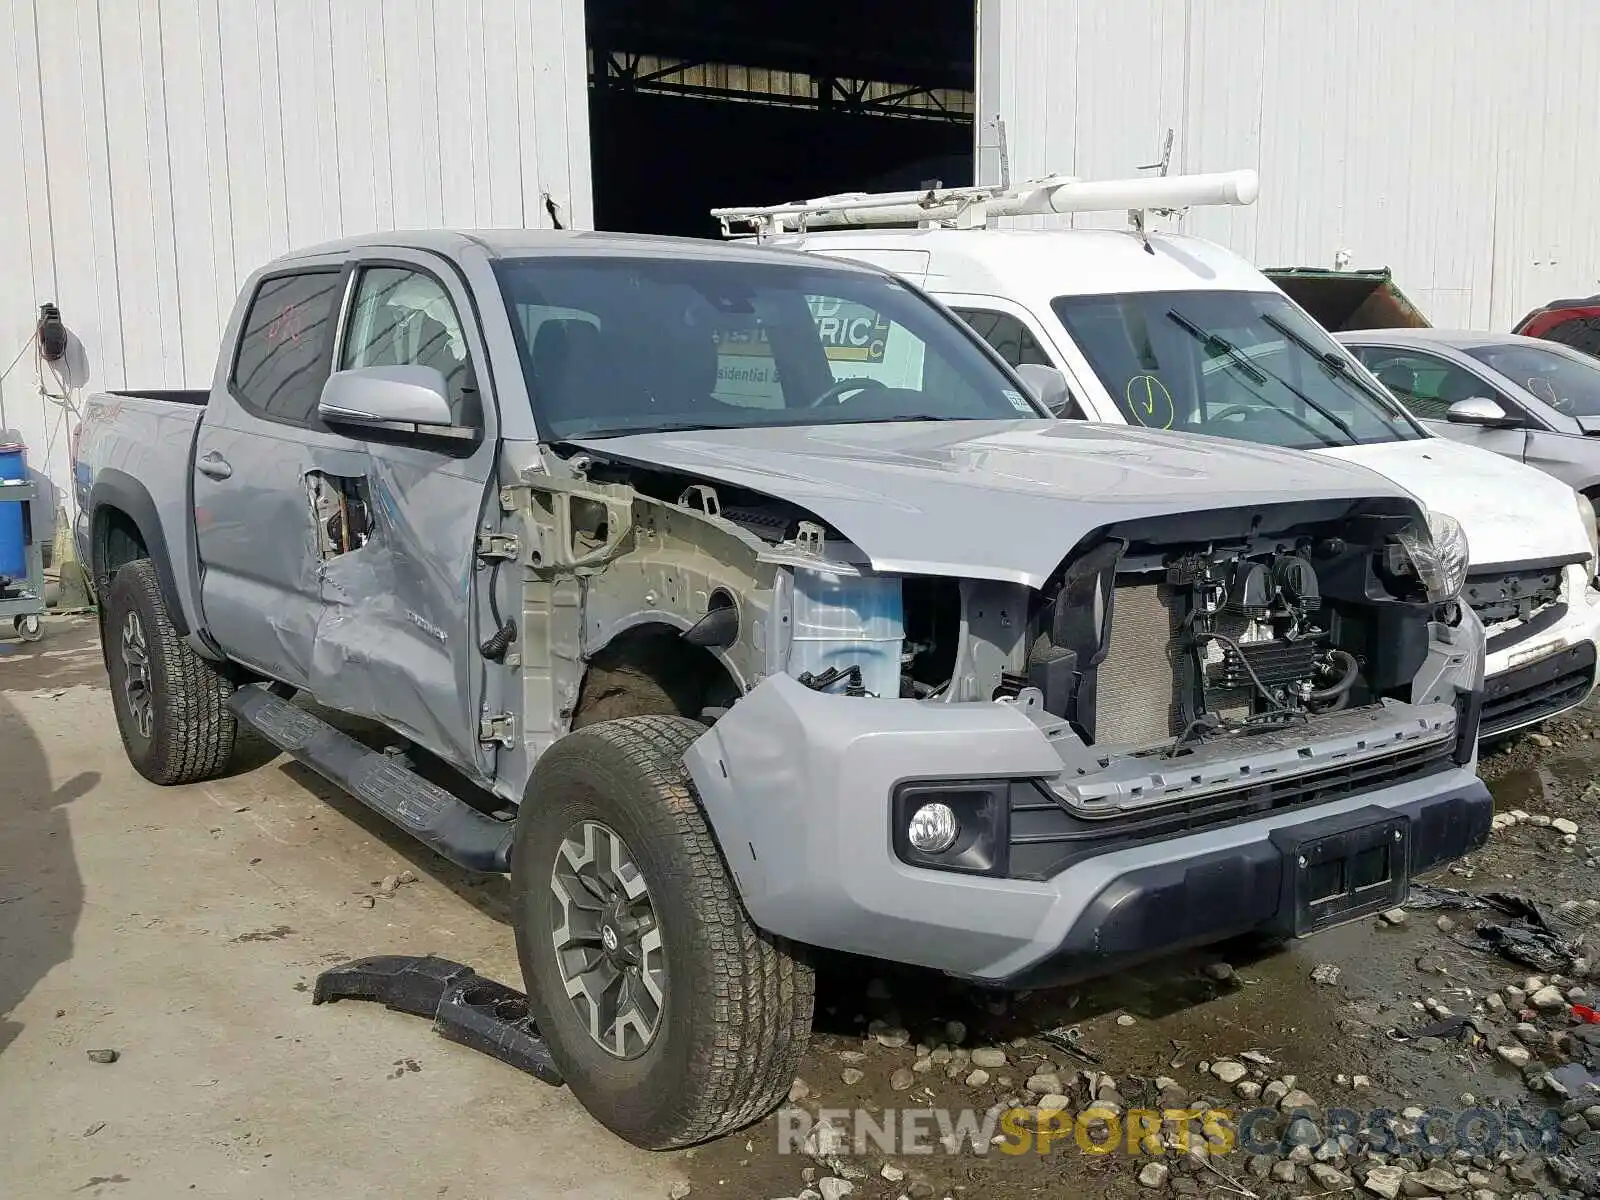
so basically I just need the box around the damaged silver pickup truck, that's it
[73,230,1491,1149]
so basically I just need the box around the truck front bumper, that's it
[1480,565,1600,738]
[685,673,1489,986]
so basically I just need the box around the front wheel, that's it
[13,613,42,642]
[511,715,814,1149]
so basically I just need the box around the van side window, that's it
[950,308,1053,369]
[341,267,480,427]
[230,271,343,426]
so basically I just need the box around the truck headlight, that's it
[1395,510,1470,603]
[1577,492,1599,582]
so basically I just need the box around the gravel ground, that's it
[680,705,1600,1200]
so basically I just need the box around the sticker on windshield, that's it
[1003,389,1031,413]
[1124,374,1175,429]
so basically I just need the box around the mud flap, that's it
[312,954,563,1085]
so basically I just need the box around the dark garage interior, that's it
[585,0,977,238]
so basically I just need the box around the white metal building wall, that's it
[0,0,592,516]
[978,0,1600,331]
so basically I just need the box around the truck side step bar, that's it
[313,954,562,1086]
[229,687,514,873]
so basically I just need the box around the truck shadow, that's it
[244,694,515,925]
[809,933,1289,1045]
[278,758,513,927]
[0,692,98,1056]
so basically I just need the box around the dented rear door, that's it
[194,263,349,691]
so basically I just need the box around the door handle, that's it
[197,451,233,480]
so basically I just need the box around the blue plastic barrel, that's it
[0,442,27,580]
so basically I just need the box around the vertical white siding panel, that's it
[328,2,380,232]
[0,0,49,443]
[99,0,169,385]
[431,4,477,227]
[1,0,591,512]
[521,0,591,227]
[192,0,239,329]
[1184,0,1268,260]
[255,1,291,260]
[159,0,227,383]
[35,1,116,391]
[982,0,1594,330]
[137,3,185,381]
[381,0,430,228]
[276,0,341,248]
[480,0,525,226]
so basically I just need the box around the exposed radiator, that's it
[1094,584,1185,745]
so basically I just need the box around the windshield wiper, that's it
[1168,310,1360,445]
[1260,314,1409,418]
[1166,310,1267,384]
[1166,308,1360,445]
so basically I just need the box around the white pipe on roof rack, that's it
[1012,169,1258,216]
[712,169,1260,237]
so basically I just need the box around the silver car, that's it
[1336,328,1600,506]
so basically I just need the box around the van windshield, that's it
[1464,342,1600,417]
[494,256,1046,440]
[1051,289,1427,449]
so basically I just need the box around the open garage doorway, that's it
[585,0,976,238]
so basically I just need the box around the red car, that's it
[1514,294,1600,359]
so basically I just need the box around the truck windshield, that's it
[494,256,1046,440]
[1463,342,1600,416]
[1051,289,1427,450]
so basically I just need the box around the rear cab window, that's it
[230,271,343,426]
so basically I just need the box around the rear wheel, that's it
[104,559,236,785]
[511,715,813,1149]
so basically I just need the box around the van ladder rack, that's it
[712,169,1259,242]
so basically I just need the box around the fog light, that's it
[907,802,960,854]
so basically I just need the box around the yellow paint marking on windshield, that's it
[1125,374,1175,429]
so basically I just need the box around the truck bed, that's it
[72,388,209,636]
[106,388,210,406]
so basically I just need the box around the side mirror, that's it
[319,365,454,428]
[1014,363,1079,417]
[1445,396,1519,429]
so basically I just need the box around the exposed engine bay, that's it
[1081,545,1360,749]
[561,453,1456,762]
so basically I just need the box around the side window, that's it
[341,266,479,427]
[230,271,343,426]
[950,308,1053,369]
[1351,347,1496,421]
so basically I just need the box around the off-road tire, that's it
[104,559,237,785]
[511,715,814,1149]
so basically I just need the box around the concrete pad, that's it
[0,618,676,1200]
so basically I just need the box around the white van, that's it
[716,172,1600,738]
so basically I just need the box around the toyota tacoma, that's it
[74,230,1490,1149]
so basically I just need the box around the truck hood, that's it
[570,420,1414,588]
[1313,436,1589,569]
